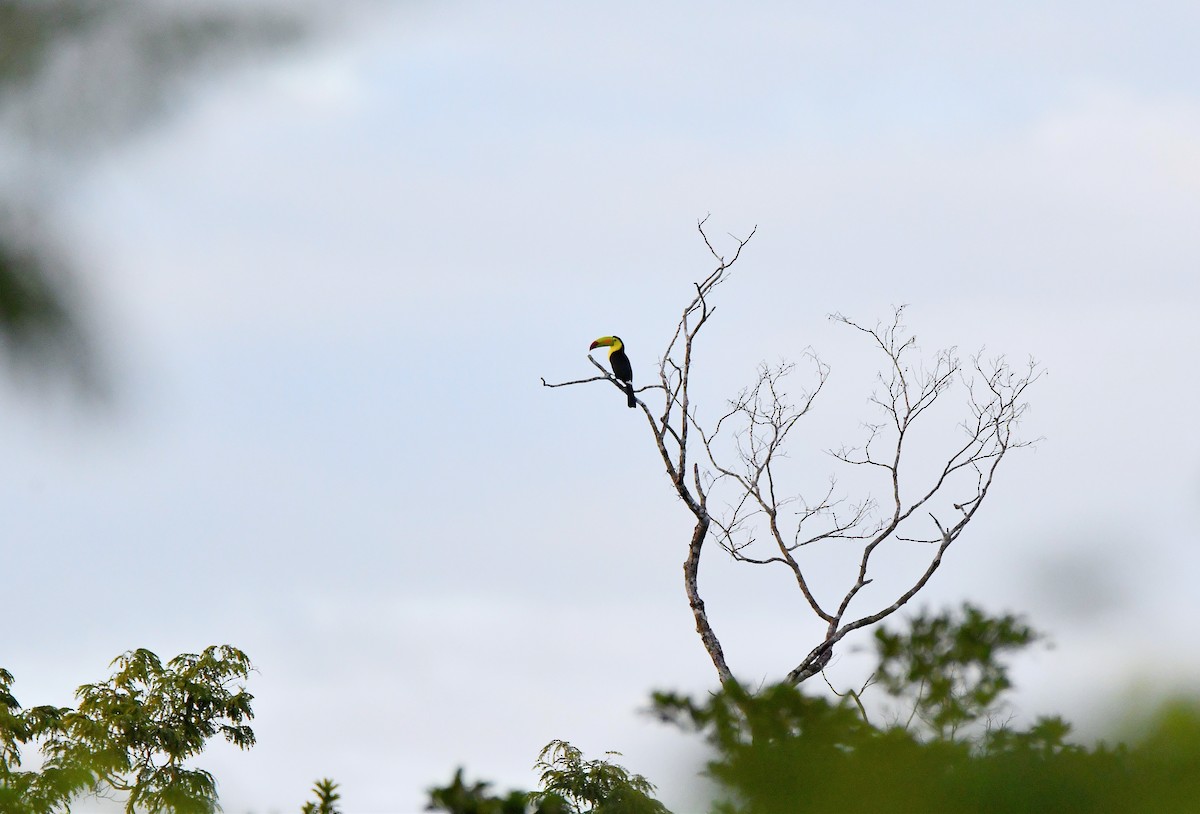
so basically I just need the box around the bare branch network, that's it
[542,219,1042,687]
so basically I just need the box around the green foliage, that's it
[0,667,80,814]
[425,768,531,814]
[532,740,670,814]
[429,605,1200,814]
[872,603,1039,739]
[645,606,1200,813]
[653,679,1200,814]
[652,683,915,814]
[1125,699,1200,812]
[301,778,343,814]
[426,744,669,814]
[0,645,255,814]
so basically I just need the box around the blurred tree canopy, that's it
[0,0,312,387]
[649,678,1200,814]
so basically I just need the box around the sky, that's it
[4,1,1200,812]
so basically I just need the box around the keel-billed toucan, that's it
[590,335,635,408]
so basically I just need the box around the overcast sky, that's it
[4,2,1200,812]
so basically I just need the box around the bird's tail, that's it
[625,382,636,408]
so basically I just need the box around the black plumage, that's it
[607,339,635,408]
[590,335,636,408]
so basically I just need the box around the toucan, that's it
[589,335,635,408]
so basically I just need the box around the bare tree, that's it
[543,219,1041,686]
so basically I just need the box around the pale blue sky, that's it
[4,2,1200,812]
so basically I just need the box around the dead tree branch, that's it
[542,224,1040,688]
[780,314,1042,683]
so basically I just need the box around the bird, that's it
[589,335,635,408]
